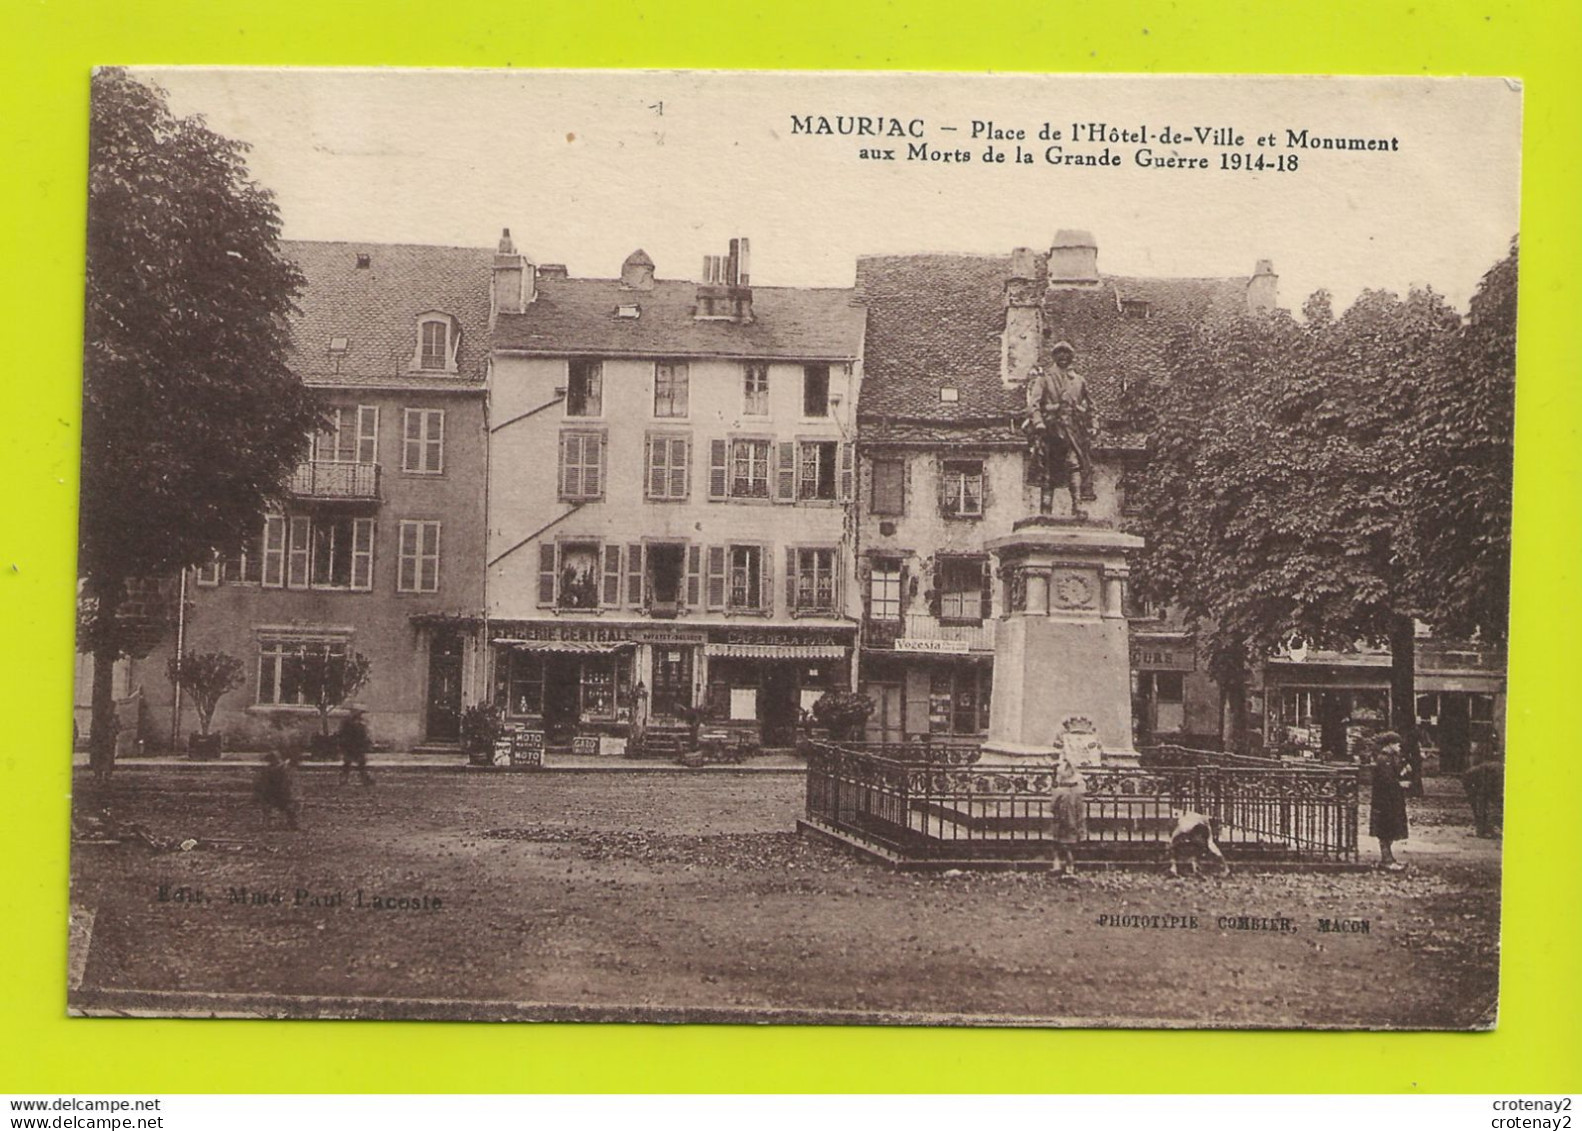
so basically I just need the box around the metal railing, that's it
[804,741,1359,864]
[288,460,380,500]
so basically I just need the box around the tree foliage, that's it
[81,69,322,776]
[1403,241,1518,643]
[298,651,372,735]
[1123,279,1474,758]
[165,650,245,737]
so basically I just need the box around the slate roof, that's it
[854,253,1255,435]
[282,240,493,390]
[493,277,865,361]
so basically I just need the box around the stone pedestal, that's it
[983,516,1143,766]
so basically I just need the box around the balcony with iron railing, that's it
[863,612,996,654]
[288,460,381,502]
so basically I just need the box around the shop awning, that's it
[704,643,848,660]
[493,639,629,654]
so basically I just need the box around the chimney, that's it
[1247,258,1278,313]
[1048,229,1100,287]
[1002,246,1043,389]
[491,228,535,324]
[620,249,655,290]
[696,237,754,322]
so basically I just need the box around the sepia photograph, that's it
[68,69,1520,1030]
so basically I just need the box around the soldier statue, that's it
[1022,340,1097,516]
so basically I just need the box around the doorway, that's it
[651,646,694,719]
[543,655,581,742]
[762,664,800,747]
[425,630,464,742]
[864,682,903,744]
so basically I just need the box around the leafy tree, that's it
[165,650,245,737]
[1403,241,1518,644]
[298,651,373,737]
[80,69,321,779]
[1124,284,1464,772]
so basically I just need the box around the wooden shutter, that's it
[672,437,690,500]
[356,405,379,464]
[645,436,663,498]
[774,441,796,502]
[420,522,440,591]
[785,546,798,612]
[759,544,774,614]
[839,443,854,502]
[980,558,993,621]
[559,433,580,498]
[927,558,942,618]
[685,544,702,608]
[537,543,557,606]
[287,516,311,589]
[602,545,622,606]
[583,433,603,498]
[626,543,644,605]
[262,516,285,587]
[708,439,728,500]
[352,519,375,590]
[706,546,727,610]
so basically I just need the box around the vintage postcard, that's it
[70,70,1518,1028]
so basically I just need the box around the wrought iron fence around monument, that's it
[802,741,1360,865]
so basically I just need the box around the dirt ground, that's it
[68,768,1501,1029]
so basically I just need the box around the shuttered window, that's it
[871,458,905,515]
[646,434,691,500]
[397,520,440,593]
[559,431,605,500]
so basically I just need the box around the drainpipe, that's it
[170,567,188,749]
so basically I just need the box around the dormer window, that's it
[413,313,459,373]
[1121,299,1151,320]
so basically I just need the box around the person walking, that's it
[1369,731,1412,870]
[1050,756,1087,877]
[338,706,374,786]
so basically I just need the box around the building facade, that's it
[485,235,866,750]
[142,241,492,751]
[852,232,1277,748]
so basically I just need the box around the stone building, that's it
[852,231,1278,747]
[485,234,867,751]
[143,241,492,751]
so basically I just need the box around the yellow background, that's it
[3,0,1578,1094]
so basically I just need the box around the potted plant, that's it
[297,650,373,759]
[167,650,244,759]
[461,703,504,766]
[810,690,876,743]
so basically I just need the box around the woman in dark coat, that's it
[1369,732,1412,870]
[1050,757,1087,877]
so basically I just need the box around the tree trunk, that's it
[88,579,124,784]
[1221,667,1249,753]
[1389,614,1422,796]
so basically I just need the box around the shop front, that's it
[703,627,854,748]
[493,636,637,746]
[1130,631,1198,745]
[859,637,994,745]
